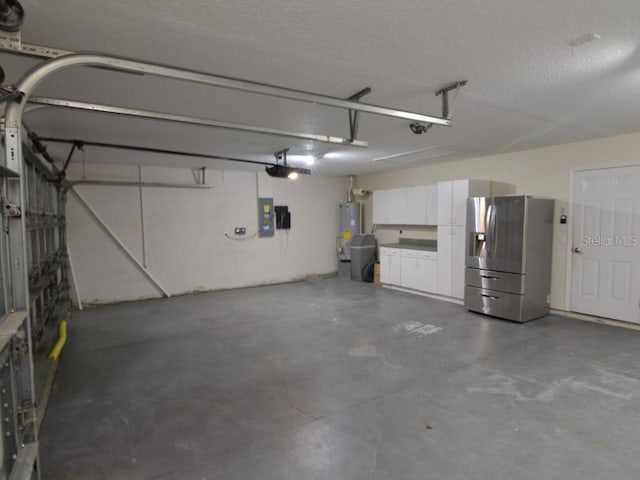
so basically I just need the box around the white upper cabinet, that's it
[438,179,491,226]
[373,185,437,225]
[405,186,426,225]
[425,184,438,226]
[452,179,470,226]
[405,185,438,225]
[437,181,453,225]
[372,189,390,224]
[388,188,407,225]
[373,188,406,224]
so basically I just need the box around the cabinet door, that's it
[388,188,408,224]
[452,179,470,226]
[425,184,438,225]
[400,255,419,290]
[389,253,401,285]
[406,186,428,225]
[372,190,390,224]
[437,181,453,225]
[451,225,467,299]
[437,227,452,296]
[467,179,492,198]
[418,258,438,293]
[380,251,391,284]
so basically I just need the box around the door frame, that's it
[565,162,640,315]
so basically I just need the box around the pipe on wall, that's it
[48,320,67,360]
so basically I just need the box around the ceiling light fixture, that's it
[266,149,311,179]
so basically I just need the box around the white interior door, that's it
[571,165,640,323]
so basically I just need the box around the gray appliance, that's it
[350,234,376,281]
[464,195,554,322]
[338,202,361,261]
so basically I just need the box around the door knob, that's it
[573,247,583,254]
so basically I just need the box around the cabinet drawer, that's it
[399,249,437,259]
[380,247,401,257]
[465,268,525,295]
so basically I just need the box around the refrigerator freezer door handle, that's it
[480,293,500,300]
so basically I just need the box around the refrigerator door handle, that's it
[487,204,495,257]
[492,203,499,258]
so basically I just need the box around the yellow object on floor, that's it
[49,320,68,360]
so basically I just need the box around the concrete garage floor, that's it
[40,277,640,479]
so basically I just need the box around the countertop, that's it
[380,239,437,252]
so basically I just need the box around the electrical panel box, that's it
[258,197,274,237]
[275,205,291,229]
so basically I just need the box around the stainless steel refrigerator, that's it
[464,195,554,322]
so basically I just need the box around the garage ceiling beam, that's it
[69,180,212,189]
[36,136,277,168]
[0,41,71,59]
[4,52,452,127]
[26,95,369,148]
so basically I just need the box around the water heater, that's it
[338,202,361,261]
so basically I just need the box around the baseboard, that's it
[550,308,640,331]
[382,284,464,305]
[381,284,640,331]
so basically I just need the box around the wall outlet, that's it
[234,227,247,235]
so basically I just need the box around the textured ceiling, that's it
[2,0,640,175]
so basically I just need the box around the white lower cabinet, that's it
[418,256,438,293]
[437,225,466,299]
[437,227,453,296]
[380,248,401,285]
[400,252,420,290]
[451,225,466,299]
[381,247,438,294]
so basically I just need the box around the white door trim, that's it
[565,162,640,315]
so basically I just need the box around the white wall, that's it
[357,131,640,312]
[66,163,347,304]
